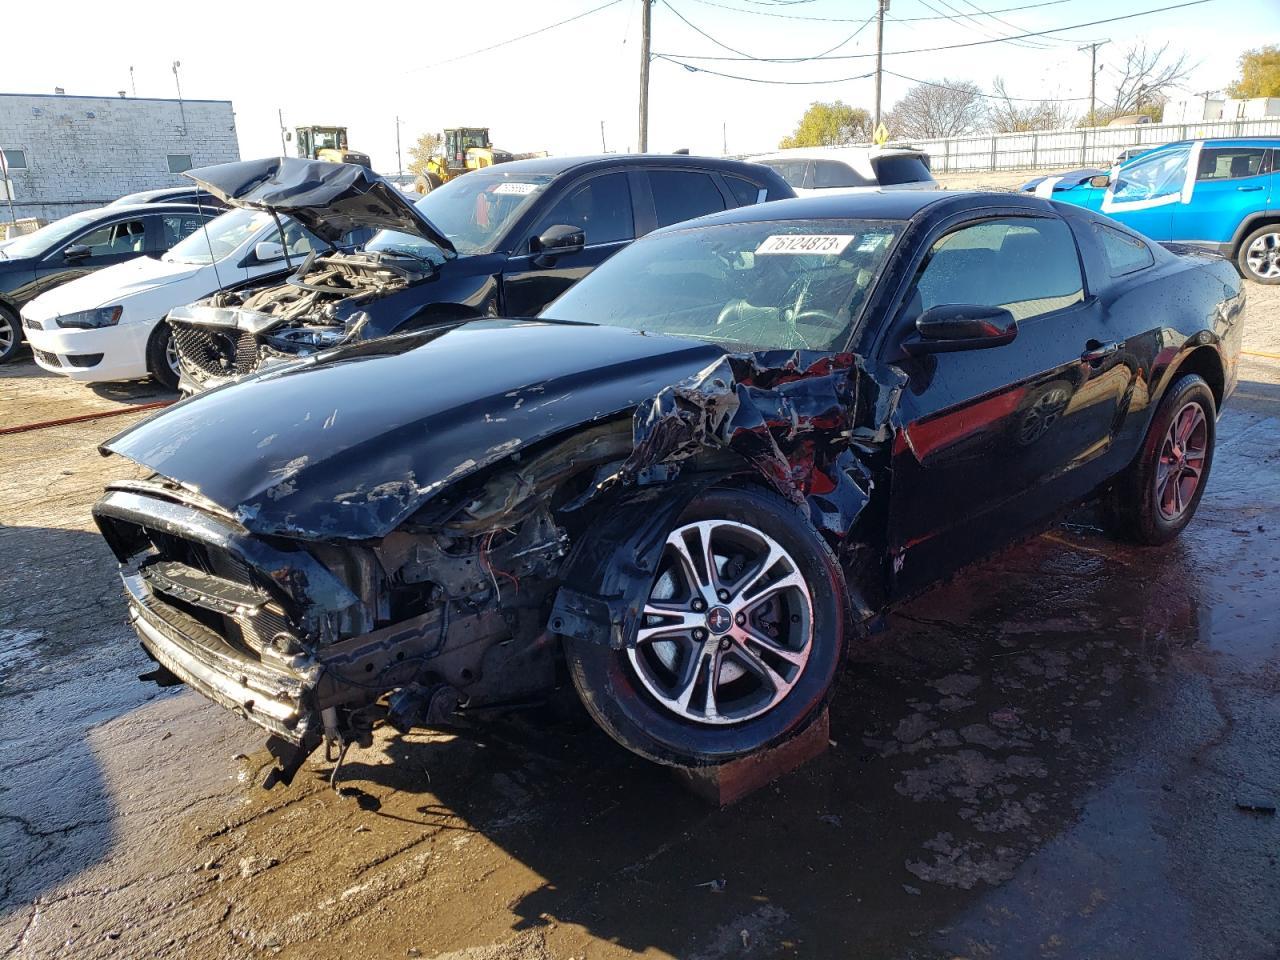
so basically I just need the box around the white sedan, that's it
[21,210,334,389]
[747,146,936,196]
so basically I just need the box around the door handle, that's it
[1237,185,1264,192]
[1081,339,1119,364]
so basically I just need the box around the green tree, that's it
[407,132,444,177]
[1228,46,1280,98]
[779,101,872,148]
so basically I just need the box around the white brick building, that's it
[0,91,240,223]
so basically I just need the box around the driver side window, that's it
[909,217,1084,324]
[530,173,634,248]
[74,217,147,258]
[1111,146,1190,204]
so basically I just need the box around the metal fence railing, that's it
[888,117,1280,173]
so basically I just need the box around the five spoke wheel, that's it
[1155,400,1208,521]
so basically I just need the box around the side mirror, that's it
[63,243,90,261]
[905,304,1017,355]
[254,240,285,262]
[531,224,585,266]
[1089,174,1111,188]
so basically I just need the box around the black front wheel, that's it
[145,320,180,391]
[0,305,22,364]
[563,487,846,767]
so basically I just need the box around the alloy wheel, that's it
[1155,401,1208,521]
[626,519,813,726]
[1246,231,1280,280]
[0,312,14,356]
[165,336,180,376]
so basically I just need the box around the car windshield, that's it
[542,218,903,352]
[0,211,99,259]
[366,172,554,259]
[164,209,274,264]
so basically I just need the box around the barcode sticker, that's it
[755,234,855,255]
[492,182,539,196]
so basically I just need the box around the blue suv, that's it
[1039,137,1279,283]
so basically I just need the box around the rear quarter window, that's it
[1094,223,1154,276]
[724,175,765,206]
[871,154,933,185]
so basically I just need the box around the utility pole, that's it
[873,0,888,134]
[129,65,136,97]
[722,120,727,156]
[1079,40,1108,126]
[0,148,18,231]
[638,0,652,153]
[395,115,403,176]
[278,108,288,156]
[601,119,607,152]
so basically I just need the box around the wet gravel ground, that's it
[2,286,1279,960]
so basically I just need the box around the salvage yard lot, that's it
[2,287,1279,959]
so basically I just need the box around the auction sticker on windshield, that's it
[492,182,540,196]
[755,234,854,255]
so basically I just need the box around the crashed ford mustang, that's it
[94,190,1243,784]
[166,155,791,393]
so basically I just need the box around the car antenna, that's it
[269,210,295,271]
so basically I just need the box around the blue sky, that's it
[5,0,1276,171]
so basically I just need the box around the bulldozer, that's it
[415,127,514,193]
[292,125,372,167]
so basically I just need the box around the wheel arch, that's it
[1229,212,1280,256]
[1165,343,1226,412]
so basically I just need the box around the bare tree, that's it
[1105,43,1195,119]
[987,77,1075,133]
[886,79,985,140]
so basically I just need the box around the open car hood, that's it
[185,157,456,255]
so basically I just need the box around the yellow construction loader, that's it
[293,125,372,167]
[415,127,515,193]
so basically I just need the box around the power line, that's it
[657,0,1214,61]
[663,1,874,62]
[410,0,624,70]
[687,0,1072,22]
[655,54,876,84]
[905,0,1052,50]
[884,69,1092,101]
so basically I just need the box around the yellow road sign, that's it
[873,123,890,146]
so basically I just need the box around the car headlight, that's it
[57,305,123,329]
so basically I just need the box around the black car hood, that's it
[102,320,725,540]
[185,157,456,255]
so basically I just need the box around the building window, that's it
[167,154,193,174]
[2,149,27,170]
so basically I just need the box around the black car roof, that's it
[653,189,1057,231]
[467,153,786,179]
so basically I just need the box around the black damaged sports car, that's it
[93,190,1243,782]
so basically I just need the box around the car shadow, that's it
[335,520,1207,958]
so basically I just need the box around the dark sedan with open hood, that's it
[167,154,791,392]
[95,190,1242,785]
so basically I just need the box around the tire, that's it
[563,486,846,767]
[416,172,444,195]
[1236,223,1280,284]
[1104,373,1216,545]
[145,320,180,391]
[0,304,22,364]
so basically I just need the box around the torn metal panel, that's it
[622,350,879,540]
[185,156,456,253]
